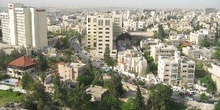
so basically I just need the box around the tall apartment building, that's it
[0,3,48,49]
[86,13,122,57]
[158,51,195,86]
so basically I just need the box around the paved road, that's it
[70,37,103,68]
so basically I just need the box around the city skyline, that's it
[0,0,220,9]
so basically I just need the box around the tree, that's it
[147,84,173,110]
[107,72,125,98]
[53,76,68,106]
[214,48,220,60]
[67,84,91,110]
[77,73,94,86]
[200,93,209,102]
[101,95,121,110]
[215,99,220,110]
[157,25,166,40]
[134,85,146,110]
[39,72,46,84]
[199,76,217,93]
[200,39,211,47]
[121,98,136,110]
[104,45,111,65]
[38,54,48,71]
[22,72,33,90]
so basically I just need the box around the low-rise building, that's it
[208,62,220,92]
[58,62,86,85]
[166,34,186,46]
[118,48,147,76]
[189,29,215,45]
[140,38,161,49]
[7,56,37,78]
[182,46,215,60]
[158,51,195,86]
[86,85,108,102]
[150,43,177,61]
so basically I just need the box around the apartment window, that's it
[99,40,102,42]
[94,32,96,34]
[182,65,187,68]
[112,52,116,54]
[88,38,90,40]
[88,42,90,44]
[188,65,194,68]
[88,18,91,23]
[106,32,110,34]
[106,28,110,30]
[88,28,91,30]
[105,40,110,42]
[98,36,102,38]
[165,70,169,72]
[98,28,103,30]
[94,25,96,26]
[98,20,103,26]
[99,47,102,49]
[93,18,97,23]
[105,44,109,46]
[165,64,169,66]
[99,51,103,54]
[105,20,110,26]
[183,70,187,73]
[98,32,103,34]
[188,70,194,73]
[93,42,96,47]
[106,36,110,38]
[99,44,102,46]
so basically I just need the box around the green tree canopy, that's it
[121,98,136,110]
[21,72,33,90]
[200,39,211,47]
[134,85,146,110]
[147,84,173,110]
[38,54,49,71]
[215,99,220,110]
[200,93,209,102]
[199,76,217,93]
[214,47,220,60]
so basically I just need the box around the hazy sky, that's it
[0,0,220,8]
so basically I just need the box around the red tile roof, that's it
[182,42,190,47]
[9,56,37,67]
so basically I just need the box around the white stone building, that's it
[118,48,147,76]
[158,51,195,86]
[140,38,161,49]
[182,46,215,60]
[86,13,122,57]
[150,43,177,61]
[1,3,48,49]
[189,29,215,45]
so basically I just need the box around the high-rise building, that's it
[0,3,48,49]
[86,13,122,57]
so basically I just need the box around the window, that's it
[98,20,103,26]
[106,36,110,38]
[98,28,103,30]
[99,40,102,42]
[93,18,97,23]
[105,40,110,42]
[99,36,102,38]
[106,28,110,30]
[94,32,96,34]
[105,44,109,46]
[99,51,103,53]
[166,64,169,66]
[105,20,110,26]
[98,32,102,34]
[99,44,102,46]
[88,18,91,23]
[106,32,110,34]
[99,47,102,49]
[188,65,194,68]
[188,70,194,73]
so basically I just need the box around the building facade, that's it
[86,13,122,57]
[150,43,177,61]
[158,51,195,86]
[118,48,147,76]
[189,29,215,45]
[58,62,86,84]
[1,3,48,49]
